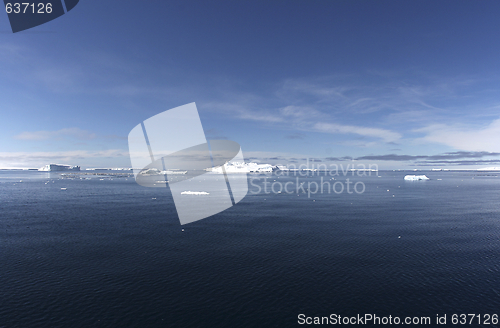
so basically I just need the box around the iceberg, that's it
[404,175,430,181]
[209,162,274,174]
[181,191,210,195]
[39,164,80,172]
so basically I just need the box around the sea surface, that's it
[1,170,500,327]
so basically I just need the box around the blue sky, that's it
[2,1,500,169]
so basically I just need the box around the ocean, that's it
[1,170,500,327]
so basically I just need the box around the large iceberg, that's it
[39,164,80,172]
[404,175,430,181]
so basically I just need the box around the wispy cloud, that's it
[285,132,306,140]
[313,122,401,143]
[241,151,307,163]
[243,151,500,167]
[204,74,494,148]
[275,75,451,116]
[355,151,500,166]
[14,128,97,141]
[203,101,284,123]
[13,128,126,142]
[415,118,500,152]
[206,100,401,144]
[415,159,500,166]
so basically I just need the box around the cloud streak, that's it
[13,128,126,142]
[313,122,401,143]
[204,74,500,154]
[14,128,97,141]
[415,119,500,152]
[206,101,402,143]
[242,151,500,167]
[356,151,500,161]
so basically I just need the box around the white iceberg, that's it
[181,191,210,195]
[404,175,430,181]
[39,164,80,172]
[209,162,274,174]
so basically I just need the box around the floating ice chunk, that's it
[404,175,430,181]
[181,191,210,195]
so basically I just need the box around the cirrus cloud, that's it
[415,118,500,152]
[313,122,402,143]
[14,127,97,141]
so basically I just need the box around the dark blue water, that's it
[1,170,500,327]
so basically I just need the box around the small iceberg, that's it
[404,175,430,181]
[181,191,210,195]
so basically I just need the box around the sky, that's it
[1,0,500,169]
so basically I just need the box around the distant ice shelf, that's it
[477,167,500,171]
[86,168,132,171]
[139,168,187,175]
[404,175,430,181]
